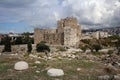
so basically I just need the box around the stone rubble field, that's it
[0,47,120,80]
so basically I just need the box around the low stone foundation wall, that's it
[0,44,36,54]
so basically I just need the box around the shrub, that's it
[92,44,102,52]
[36,42,50,52]
[40,41,46,44]
[58,47,66,52]
[92,52,101,55]
[107,50,113,55]
[3,36,11,52]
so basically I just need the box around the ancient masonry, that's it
[34,17,81,47]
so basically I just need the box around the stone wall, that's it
[44,33,64,45]
[34,17,81,47]
[57,17,78,33]
[34,28,44,44]
[34,28,56,44]
[64,26,79,47]
[0,44,36,54]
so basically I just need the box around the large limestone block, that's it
[47,68,64,77]
[14,61,29,70]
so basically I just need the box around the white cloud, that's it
[0,0,120,28]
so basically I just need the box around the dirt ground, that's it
[0,52,119,80]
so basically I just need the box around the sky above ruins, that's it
[0,0,120,33]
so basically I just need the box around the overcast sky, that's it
[0,0,120,33]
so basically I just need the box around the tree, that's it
[92,44,102,52]
[22,33,29,44]
[15,37,23,44]
[0,37,5,45]
[36,42,50,52]
[3,36,11,52]
[27,40,32,53]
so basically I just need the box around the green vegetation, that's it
[80,45,87,52]
[0,32,34,45]
[0,55,101,80]
[57,47,66,52]
[36,41,50,52]
[80,39,102,52]
[92,44,102,52]
[81,39,90,44]
[3,36,11,52]
[27,40,32,53]
[107,50,114,55]
[15,37,23,45]
[92,52,101,55]
[40,41,47,44]
[80,35,120,55]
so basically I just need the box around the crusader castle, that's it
[34,17,81,47]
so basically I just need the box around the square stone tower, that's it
[34,17,81,47]
[57,17,81,47]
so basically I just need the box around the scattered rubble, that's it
[102,54,120,68]
[114,74,120,80]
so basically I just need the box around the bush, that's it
[107,50,113,55]
[36,42,50,52]
[3,36,11,52]
[92,44,102,52]
[92,52,101,55]
[58,47,66,52]
[40,41,46,44]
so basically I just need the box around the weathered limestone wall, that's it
[44,33,64,45]
[34,28,56,44]
[0,44,36,53]
[34,17,81,47]
[57,17,81,47]
[57,17,79,33]
[34,28,44,44]
[64,27,79,47]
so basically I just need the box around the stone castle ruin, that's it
[34,17,81,47]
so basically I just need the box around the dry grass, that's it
[0,53,117,80]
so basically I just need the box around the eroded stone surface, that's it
[14,61,29,70]
[47,68,64,77]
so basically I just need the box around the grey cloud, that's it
[0,0,120,29]
[110,8,120,26]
